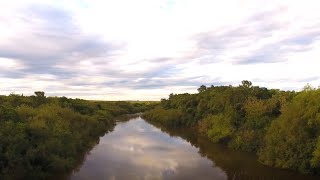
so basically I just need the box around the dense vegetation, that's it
[0,92,150,179]
[143,81,320,174]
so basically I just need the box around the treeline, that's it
[143,81,320,174]
[0,92,150,179]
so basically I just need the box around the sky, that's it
[0,0,320,100]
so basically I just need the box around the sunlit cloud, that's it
[1,0,320,100]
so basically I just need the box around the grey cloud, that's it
[1,2,319,99]
[193,8,320,65]
[0,4,124,78]
[234,30,320,65]
[234,45,285,65]
[195,11,282,51]
[281,30,320,46]
[147,57,172,63]
[253,76,320,84]
[64,74,221,91]
[0,70,24,79]
[128,76,208,89]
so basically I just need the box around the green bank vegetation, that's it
[143,81,320,174]
[0,92,150,179]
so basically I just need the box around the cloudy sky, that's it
[1,0,320,100]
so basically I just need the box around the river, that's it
[70,115,318,180]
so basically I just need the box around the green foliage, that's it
[143,107,185,127]
[0,105,20,122]
[0,92,149,179]
[311,137,320,168]
[259,88,320,174]
[228,97,278,152]
[206,114,234,143]
[143,80,320,174]
[144,81,283,150]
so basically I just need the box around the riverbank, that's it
[71,117,319,180]
[143,81,320,175]
[146,121,318,179]
[0,92,151,179]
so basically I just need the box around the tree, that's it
[34,91,45,98]
[241,80,252,88]
[198,85,207,93]
[33,91,46,107]
[258,88,320,173]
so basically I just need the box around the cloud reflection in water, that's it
[71,117,227,180]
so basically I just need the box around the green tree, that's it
[198,85,207,93]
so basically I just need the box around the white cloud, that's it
[0,0,320,100]
[71,118,227,179]
[0,58,23,69]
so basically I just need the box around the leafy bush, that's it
[0,92,150,179]
[143,81,320,174]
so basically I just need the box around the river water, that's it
[70,116,318,180]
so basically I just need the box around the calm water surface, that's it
[70,116,319,180]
